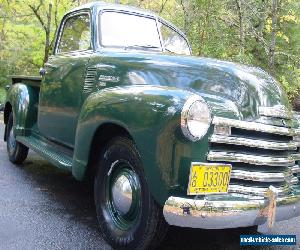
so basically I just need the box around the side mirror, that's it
[39,68,46,76]
[5,84,10,91]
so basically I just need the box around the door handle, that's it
[39,67,46,76]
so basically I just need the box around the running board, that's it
[17,135,73,171]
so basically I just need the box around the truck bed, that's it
[10,75,42,87]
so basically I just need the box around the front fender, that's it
[73,85,210,205]
[5,83,39,136]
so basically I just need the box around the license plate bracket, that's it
[187,163,232,195]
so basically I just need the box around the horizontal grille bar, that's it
[208,151,296,166]
[208,115,299,198]
[291,176,299,185]
[259,105,293,119]
[231,169,290,182]
[213,117,300,136]
[210,134,299,150]
[290,165,300,174]
[228,184,290,197]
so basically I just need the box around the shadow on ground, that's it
[19,154,268,250]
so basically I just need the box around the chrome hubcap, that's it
[106,162,142,230]
[112,174,133,215]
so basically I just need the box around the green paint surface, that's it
[3,2,298,205]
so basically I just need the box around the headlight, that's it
[181,95,211,141]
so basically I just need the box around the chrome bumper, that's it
[163,190,300,229]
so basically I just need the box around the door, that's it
[38,12,92,147]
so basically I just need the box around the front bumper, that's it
[163,189,300,229]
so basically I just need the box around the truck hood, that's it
[95,51,290,120]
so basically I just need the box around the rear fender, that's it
[5,83,39,137]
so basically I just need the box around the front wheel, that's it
[94,137,168,250]
[6,113,28,164]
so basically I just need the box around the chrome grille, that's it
[207,108,300,198]
[83,67,97,93]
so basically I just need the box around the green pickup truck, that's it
[3,2,300,249]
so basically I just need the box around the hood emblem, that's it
[98,75,120,83]
[97,75,120,89]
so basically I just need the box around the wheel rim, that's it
[106,161,141,230]
[8,126,16,153]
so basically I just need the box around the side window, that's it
[57,14,91,53]
[160,22,190,55]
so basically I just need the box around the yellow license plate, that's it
[188,163,232,195]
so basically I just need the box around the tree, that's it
[28,2,53,64]
[28,0,73,64]
[235,0,245,52]
[268,0,279,72]
[0,0,299,102]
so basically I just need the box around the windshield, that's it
[100,12,161,49]
[99,11,191,55]
[159,22,191,55]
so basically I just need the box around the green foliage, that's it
[0,0,300,102]
[0,87,6,104]
[0,0,74,86]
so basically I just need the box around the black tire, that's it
[94,137,168,250]
[6,113,28,164]
[242,225,258,234]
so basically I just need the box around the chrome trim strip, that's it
[213,117,300,136]
[228,184,290,196]
[230,169,288,182]
[163,193,300,229]
[292,153,300,161]
[207,151,295,166]
[259,105,293,119]
[83,67,97,93]
[290,177,299,185]
[210,134,298,150]
[294,111,300,122]
[290,165,300,173]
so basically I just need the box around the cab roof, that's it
[66,1,188,42]
[68,1,157,18]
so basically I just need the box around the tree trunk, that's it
[28,3,53,65]
[44,3,52,64]
[159,0,169,14]
[0,2,9,51]
[180,0,189,34]
[269,0,278,72]
[252,0,267,61]
[235,0,244,53]
[258,0,266,37]
[0,15,7,50]
[198,0,212,56]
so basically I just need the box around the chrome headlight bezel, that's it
[181,95,212,142]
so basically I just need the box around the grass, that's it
[0,87,6,104]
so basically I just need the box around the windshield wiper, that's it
[124,45,161,51]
